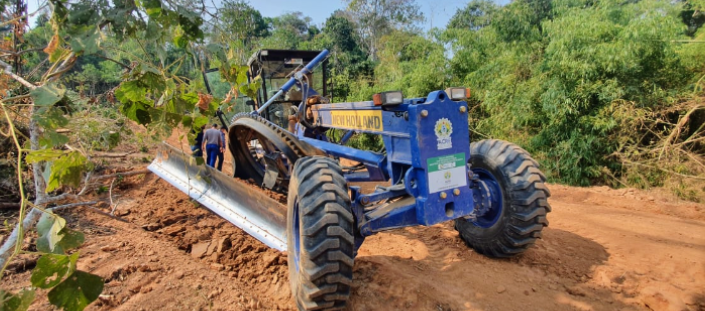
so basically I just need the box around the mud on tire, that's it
[455,139,551,258]
[287,156,355,310]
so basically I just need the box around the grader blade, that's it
[148,143,287,251]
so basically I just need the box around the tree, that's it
[343,0,424,61]
[447,0,499,30]
[444,0,705,188]
[319,10,373,95]
[216,0,268,49]
[257,12,318,50]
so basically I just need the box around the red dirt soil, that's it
[1,137,704,310]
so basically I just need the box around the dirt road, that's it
[2,171,704,311]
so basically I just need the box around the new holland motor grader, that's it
[149,49,551,310]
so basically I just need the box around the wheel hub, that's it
[472,178,493,216]
[469,168,504,228]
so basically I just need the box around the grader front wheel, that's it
[455,139,552,258]
[287,156,355,310]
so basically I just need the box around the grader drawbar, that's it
[149,49,551,310]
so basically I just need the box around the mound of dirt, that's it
[113,173,293,309]
[2,167,704,311]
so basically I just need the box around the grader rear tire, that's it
[455,139,551,258]
[287,156,355,310]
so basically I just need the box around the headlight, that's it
[373,91,404,106]
[445,87,471,101]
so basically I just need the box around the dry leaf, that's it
[197,93,213,111]
[220,87,239,104]
[44,34,60,56]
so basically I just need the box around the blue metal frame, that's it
[299,90,479,236]
[257,49,494,244]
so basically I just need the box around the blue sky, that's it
[26,0,511,30]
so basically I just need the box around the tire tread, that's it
[455,139,551,258]
[288,156,354,310]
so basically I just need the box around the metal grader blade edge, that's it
[148,143,287,251]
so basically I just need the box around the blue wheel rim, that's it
[293,201,301,272]
[472,168,503,228]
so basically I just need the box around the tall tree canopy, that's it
[343,0,424,60]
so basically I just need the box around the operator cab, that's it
[247,49,329,128]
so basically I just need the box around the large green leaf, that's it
[115,80,147,102]
[36,212,67,254]
[47,271,104,311]
[25,149,65,163]
[236,68,248,86]
[142,0,162,17]
[244,78,262,98]
[36,212,84,255]
[31,253,79,289]
[173,92,198,112]
[28,150,88,193]
[192,115,208,130]
[0,289,35,311]
[31,84,66,107]
[172,25,188,48]
[139,69,166,94]
[121,101,152,125]
[56,227,85,251]
[47,151,88,192]
[148,108,181,127]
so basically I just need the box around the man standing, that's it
[216,127,227,171]
[191,125,205,158]
[202,124,223,168]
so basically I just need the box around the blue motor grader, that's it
[149,49,551,310]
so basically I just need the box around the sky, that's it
[26,0,512,31]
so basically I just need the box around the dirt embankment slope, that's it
[2,171,704,311]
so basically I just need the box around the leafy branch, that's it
[0,0,218,309]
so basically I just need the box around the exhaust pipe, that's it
[148,143,287,251]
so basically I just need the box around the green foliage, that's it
[3,3,704,311]
[26,150,90,192]
[1,0,216,309]
[219,0,269,46]
[254,12,319,50]
[0,211,100,311]
[344,0,424,60]
[31,253,79,288]
[36,212,86,254]
[447,0,499,31]
[0,290,35,311]
[95,185,108,194]
[27,252,104,311]
[47,271,104,311]
[443,0,705,186]
[30,84,67,108]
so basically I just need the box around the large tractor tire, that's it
[455,139,551,258]
[287,156,355,310]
